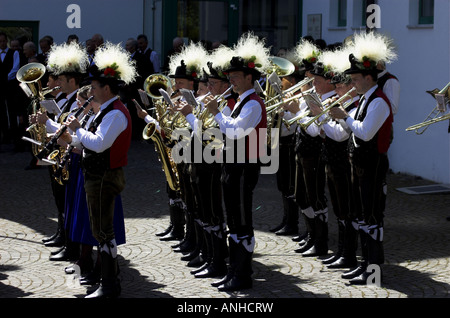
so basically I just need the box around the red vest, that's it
[109,99,132,169]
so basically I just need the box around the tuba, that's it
[17,63,48,156]
[264,57,296,148]
[144,73,173,100]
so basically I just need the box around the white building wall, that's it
[302,0,450,183]
[0,0,146,46]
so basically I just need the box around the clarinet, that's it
[53,108,95,183]
[36,96,94,160]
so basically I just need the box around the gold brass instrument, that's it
[406,81,450,134]
[264,77,314,106]
[17,63,48,156]
[263,57,296,147]
[143,73,174,100]
[197,86,234,148]
[143,119,180,192]
[300,87,357,130]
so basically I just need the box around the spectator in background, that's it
[137,34,160,73]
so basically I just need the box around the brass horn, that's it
[143,73,174,100]
[267,56,295,77]
[17,62,46,99]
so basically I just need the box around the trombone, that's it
[300,87,357,131]
[405,81,450,134]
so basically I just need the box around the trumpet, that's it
[406,81,450,134]
[300,87,357,130]
[265,86,316,114]
[264,77,314,105]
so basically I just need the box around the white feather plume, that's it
[169,42,209,77]
[294,39,321,64]
[233,32,271,72]
[47,41,89,75]
[94,42,137,84]
[209,44,235,73]
[350,31,397,64]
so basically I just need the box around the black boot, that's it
[181,220,203,262]
[211,236,235,287]
[294,213,315,253]
[160,202,185,241]
[275,195,299,236]
[302,212,328,257]
[349,228,384,285]
[44,214,66,247]
[328,220,358,269]
[218,238,253,292]
[195,228,228,278]
[173,208,195,253]
[323,219,345,265]
[155,223,173,237]
[85,246,121,298]
[49,237,80,262]
[187,225,210,268]
[342,228,368,279]
[80,249,101,286]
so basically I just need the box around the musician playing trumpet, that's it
[327,37,394,284]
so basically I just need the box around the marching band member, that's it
[270,50,305,237]
[36,42,89,263]
[61,42,136,297]
[177,44,236,279]
[167,42,207,270]
[282,39,319,250]
[204,32,270,291]
[308,48,359,269]
[329,31,395,285]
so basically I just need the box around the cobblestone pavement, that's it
[1,140,450,304]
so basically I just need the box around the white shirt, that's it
[344,84,390,142]
[144,48,161,73]
[214,88,262,140]
[72,96,128,153]
[46,90,78,133]
[321,96,359,142]
[378,70,400,115]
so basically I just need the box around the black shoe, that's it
[190,262,210,275]
[156,224,173,237]
[292,232,308,242]
[195,265,227,279]
[301,244,328,257]
[211,272,233,287]
[187,254,205,268]
[85,281,121,298]
[341,264,367,279]
[50,246,65,256]
[321,253,341,265]
[327,256,357,269]
[49,246,79,262]
[218,276,252,292]
[42,231,59,243]
[44,235,65,247]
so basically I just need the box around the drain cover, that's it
[396,184,450,194]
